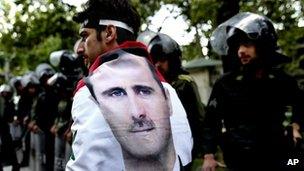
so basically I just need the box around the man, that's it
[138,31,205,169]
[17,72,40,169]
[66,0,192,170]
[85,51,178,170]
[0,85,20,171]
[202,12,304,171]
[28,63,58,171]
[0,114,20,171]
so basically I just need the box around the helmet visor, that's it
[210,12,273,55]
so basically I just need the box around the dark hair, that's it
[73,0,141,43]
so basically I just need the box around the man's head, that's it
[73,0,140,68]
[211,12,291,70]
[10,76,23,95]
[85,52,172,158]
[0,84,14,100]
[21,72,40,96]
[227,28,258,65]
[224,13,283,67]
[35,63,55,87]
[137,31,186,81]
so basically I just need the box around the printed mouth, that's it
[130,117,156,133]
[130,127,155,133]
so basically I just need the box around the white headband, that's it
[99,19,134,33]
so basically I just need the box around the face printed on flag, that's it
[87,53,173,158]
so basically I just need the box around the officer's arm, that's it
[201,80,225,171]
[291,122,302,144]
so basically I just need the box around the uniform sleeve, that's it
[289,77,304,128]
[201,80,224,155]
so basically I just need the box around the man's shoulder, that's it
[173,74,195,89]
[214,71,237,83]
[269,68,293,79]
[177,74,193,83]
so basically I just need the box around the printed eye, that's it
[107,88,126,97]
[136,86,154,96]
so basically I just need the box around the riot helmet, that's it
[0,84,14,100]
[35,63,55,84]
[137,31,186,81]
[149,33,182,63]
[9,76,23,95]
[211,12,277,55]
[138,31,181,63]
[50,50,84,77]
[9,76,22,89]
[0,84,13,94]
[136,30,158,48]
[47,73,69,93]
[21,72,39,89]
[210,12,290,67]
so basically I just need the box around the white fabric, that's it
[173,155,180,171]
[99,19,134,33]
[66,82,193,171]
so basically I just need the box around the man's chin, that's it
[130,129,158,141]
[83,57,92,68]
[84,61,89,68]
[240,59,250,65]
[125,145,161,159]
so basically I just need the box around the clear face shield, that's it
[137,31,181,64]
[210,12,276,56]
[136,30,158,47]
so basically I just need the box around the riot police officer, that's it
[30,63,58,171]
[17,72,40,168]
[0,84,20,171]
[202,12,304,171]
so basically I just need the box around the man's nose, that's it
[238,45,246,56]
[77,42,85,55]
[77,48,84,54]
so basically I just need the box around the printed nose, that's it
[129,94,146,119]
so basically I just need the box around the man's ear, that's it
[104,25,117,43]
[165,88,173,116]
